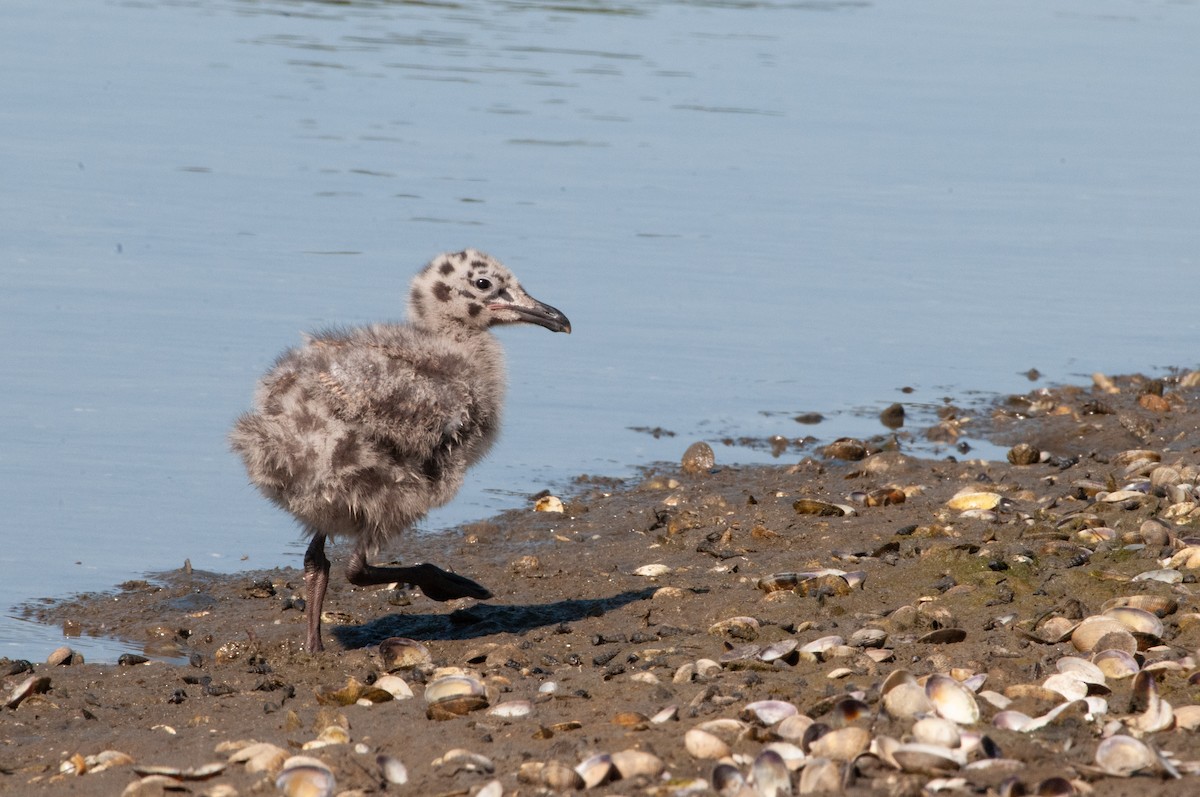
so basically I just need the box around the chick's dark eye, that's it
[473,278,492,291]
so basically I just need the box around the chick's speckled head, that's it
[408,249,571,335]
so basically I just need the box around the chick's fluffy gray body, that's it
[230,249,570,653]
[231,323,504,555]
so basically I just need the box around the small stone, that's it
[1007,443,1040,466]
[681,442,715,475]
[824,438,867,461]
[879,403,905,429]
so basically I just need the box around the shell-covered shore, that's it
[8,370,1200,797]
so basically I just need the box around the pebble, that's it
[681,441,716,475]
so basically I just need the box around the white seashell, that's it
[758,639,799,663]
[1055,656,1106,687]
[751,749,791,797]
[1094,734,1156,777]
[1131,569,1182,584]
[742,700,799,726]
[487,700,532,719]
[575,753,615,789]
[425,674,486,704]
[776,713,814,742]
[826,667,855,680]
[926,674,979,725]
[685,728,730,760]
[1102,606,1164,639]
[709,616,761,639]
[697,717,750,743]
[1042,673,1088,702]
[234,743,289,775]
[1071,616,1136,653]
[534,495,564,512]
[431,749,495,775]
[378,755,408,785]
[475,780,503,797]
[977,690,1011,710]
[946,491,1002,511]
[275,758,335,797]
[1173,704,1200,730]
[712,762,746,796]
[912,717,961,749]
[798,635,845,658]
[890,743,965,775]
[538,681,558,694]
[610,749,665,780]
[808,726,870,762]
[992,710,1033,732]
[798,758,842,794]
[633,563,671,577]
[1023,699,1088,732]
[762,742,807,770]
[650,704,678,724]
[1101,489,1148,503]
[372,675,414,700]
[1092,648,1140,680]
[883,681,935,719]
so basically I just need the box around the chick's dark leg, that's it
[303,533,331,653]
[345,541,492,602]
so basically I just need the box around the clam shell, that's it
[684,728,730,760]
[610,749,664,780]
[575,753,615,789]
[1102,606,1164,639]
[708,616,760,640]
[711,762,745,796]
[946,492,1002,511]
[431,748,494,775]
[424,674,487,709]
[808,726,870,762]
[1042,673,1088,702]
[1101,595,1177,617]
[758,639,799,663]
[926,674,979,725]
[487,699,532,719]
[912,717,961,748]
[1055,656,1107,687]
[883,681,935,720]
[798,758,842,794]
[751,749,791,797]
[372,674,414,700]
[1094,648,1137,676]
[633,563,672,578]
[377,755,408,785]
[275,758,335,797]
[1094,734,1156,777]
[793,498,846,516]
[890,743,965,775]
[1070,616,1136,653]
[776,713,815,742]
[534,495,564,512]
[378,637,432,671]
[742,699,799,726]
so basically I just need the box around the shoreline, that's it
[6,369,1200,796]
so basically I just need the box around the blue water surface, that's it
[2,0,1197,660]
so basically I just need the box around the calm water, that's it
[3,0,1198,661]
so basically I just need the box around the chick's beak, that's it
[490,294,572,334]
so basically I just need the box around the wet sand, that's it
[6,370,1200,796]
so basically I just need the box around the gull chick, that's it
[231,250,571,652]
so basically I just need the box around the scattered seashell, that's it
[379,637,432,671]
[611,749,665,779]
[946,491,1002,511]
[132,762,226,780]
[432,748,495,775]
[633,563,672,578]
[372,674,414,700]
[229,742,289,775]
[926,674,979,725]
[751,749,791,797]
[742,699,799,726]
[534,495,564,512]
[890,743,965,775]
[46,646,82,666]
[1131,569,1182,584]
[425,673,489,720]
[776,713,815,742]
[916,628,967,645]
[1043,673,1088,702]
[1094,734,1156,777]
[808,726,870,761]
[708,616,760,640]
[1102,606,1164,640]
[275,758,334,797]
[378,754,408,785]
[1071,616,1135,653]
[793,498,847,516]
[912,717,961,748]
[684,728,730,760]
[712,762,746,796]
[575,753,615,789]
[487,699,533,719]
[883,681,935,720]
[798,758,842,794]
[4,675,51,709]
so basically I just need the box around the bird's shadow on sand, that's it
[331,588,657,649]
